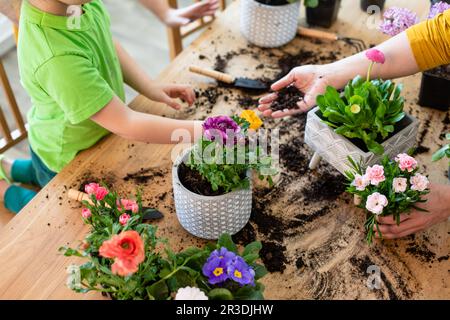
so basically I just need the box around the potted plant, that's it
[360,0,385,12]
[305,48,419,174]
[61,185,268,300]
[379,3,450,111]
[306,0,341,29]
[240,0,319,48]
[172,111,276,240]
[345,154,430,245]
[432,133,450,180]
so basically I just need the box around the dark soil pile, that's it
[270,86,304,111]
[426,65,450,81]
[177,162,225,196]
[123,167,166,185]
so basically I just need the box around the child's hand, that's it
[258,65,330,118]
[164,0,220,27]
[149,84,196,110]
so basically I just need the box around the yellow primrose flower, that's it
[240,110,263,130]
[350,104,361,114]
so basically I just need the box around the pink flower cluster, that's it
[351,154,429,215]
[85,183,109,201]
[395,153,417,172]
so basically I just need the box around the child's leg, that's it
[10,158,40,186]
[30,148,57,188]
[0,180,37,214]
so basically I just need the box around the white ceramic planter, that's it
[305,107,419,175]
[240,0,300,48]
[172,148,252,240]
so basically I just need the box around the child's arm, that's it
[0,0,20,25]
[91,96,203,144]
[114,41,195,110]
[138,0,219,27]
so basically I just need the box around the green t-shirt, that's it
[18,0,125,172]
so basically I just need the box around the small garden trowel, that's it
[189,65,269,91]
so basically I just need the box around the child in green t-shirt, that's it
[0,0,204,213]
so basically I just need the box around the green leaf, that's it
[59,247,84,257]
[146,281,169,300]
[242,241,262,257]
[432,145,449,161]
[217,234,237,253]
[253,264,268,280]
[208,288,234,300]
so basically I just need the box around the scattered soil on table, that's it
[177,162,226,196]
[123,167,167,185]
[270,85,304,111]
[260,241,288,273]
[405,242,436,263]
[77,171,116,192]
[302,171,347,203]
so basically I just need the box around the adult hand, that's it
[148,84,196,110]
[258,65,330,118]
[374,183,450,239]
[164,0,220,27]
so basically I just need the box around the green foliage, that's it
[317,76,405,155]
[345,155,429,245]
[60,188,267,300]
[432,133,450,166]
[287,0,319,7]
[187,117,277,193]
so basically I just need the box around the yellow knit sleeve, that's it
[406,9,450,71]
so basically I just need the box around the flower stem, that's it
[367,62,374,82]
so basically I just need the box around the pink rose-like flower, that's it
[392,177,407,193]
[95,187,108,201]
[119,213,131,226]
[365,49,385,64]
[352,174,370,191]
[410,174,429,192]
[365,165,386,186]
[117,199,139,214]
[365,192,388,215]
[395,153,418,172]
[81,208,92,219]
[85,183,100,195]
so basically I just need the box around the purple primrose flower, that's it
[202,247,235,284]
[203,116,241,144]
[379,7,419,36]
[429,1,450,19]
[228,256,255,286]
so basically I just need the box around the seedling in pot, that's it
[316,49,405,155]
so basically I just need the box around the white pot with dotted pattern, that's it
[172,148,252,240]
[240,0,300,48]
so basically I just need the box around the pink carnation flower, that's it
[81,208,92,219]
[365,192,388,215]
[117,199,139,214]
[392,177,407,193]
[395,153,418,172]
[119,213,131,226]
[352,174,370,191]
[84,182,109,201]
[365,165,386,186]
[410,174,429,192]
[365,49,385,64]
[85,183,100,195]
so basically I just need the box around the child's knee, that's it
[4,186,37,214]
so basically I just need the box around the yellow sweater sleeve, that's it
[406,9,450,71]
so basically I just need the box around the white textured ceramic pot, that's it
[240,0,300,48]
[172,148,252,240]
[305,107,419,175]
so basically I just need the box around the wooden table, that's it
[0,0,448,300]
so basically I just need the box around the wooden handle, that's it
[189,66,235,84]
[68,189,94,205]
[297,26,338,41]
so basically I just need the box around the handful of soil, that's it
[271,86,305,111]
